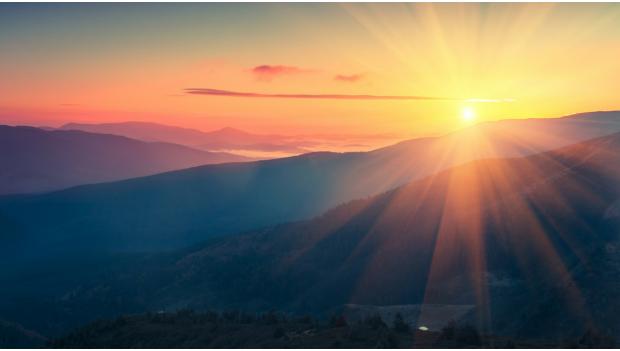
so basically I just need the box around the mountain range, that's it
[0,125,249,194]
[1,111,620,345]
[1,121,619,343]
[1,111,619,261]
[60,122,312,156]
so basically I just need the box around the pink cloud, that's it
[334,73,365,83]
[251,65,312,81]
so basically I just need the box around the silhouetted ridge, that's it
[0,125,249,194]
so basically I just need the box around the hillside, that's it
[50,310,578,348]
[2,111,619,260]
[104,131,618,337]
[2,130,619,342]
[0,319,47,348]
[0,125,249,194]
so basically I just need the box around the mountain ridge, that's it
[2,111,620,261]
[60,121,311,155]
[2,129,619,341]
[0,125,250,195]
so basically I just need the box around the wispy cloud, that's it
[185,88,457,100]
[251,65,313,81]
[334,73,365,83]
[466,98,516,103]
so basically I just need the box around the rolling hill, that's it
[1,129,619,342]
[1,111,619,261]
[0,112,620,259]
[0,125,249,195]
[84,130,617,334]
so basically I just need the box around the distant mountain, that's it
[199,127,311,154]
[0,125,249,194]
[2,128,619,342]
[60,122,311,155]
[2,111,620,259]
[60,121,211,145]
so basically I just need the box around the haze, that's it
[2,3,620,143]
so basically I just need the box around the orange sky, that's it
[1,3,620,138]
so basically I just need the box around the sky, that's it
[1,3,620,139]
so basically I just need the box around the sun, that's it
[461,106,476,123]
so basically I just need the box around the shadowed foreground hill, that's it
[100,131,618,338]
[1,111,620,260]
[0,125,249,195]
[51,310,579,348]
[51,310,616,349]
[3,131,620,343]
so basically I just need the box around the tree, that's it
[392,313,410,333]
[296,315,314,325]
[364,314,387,330]
[375,329,398,348]
[222,310,240,323]
[329,314,348,328]
[261,311,280,325]
[239,311,256,324]
[273,327,285,339]
[579,328,616,348]
[439,321,481,346]
[455,324,481,346]
[440,320,457,340]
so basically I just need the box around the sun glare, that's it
[461,106,476,123]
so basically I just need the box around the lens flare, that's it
[462,106,476,123]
